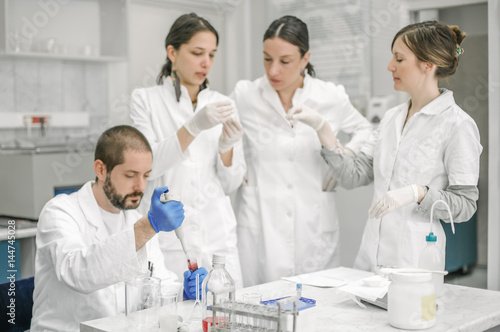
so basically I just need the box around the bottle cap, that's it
[426,232,437,242]
[212,254,225,265]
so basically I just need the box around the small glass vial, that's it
[296,283,302,299]
[388,272,436,330]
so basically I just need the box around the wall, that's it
[439,3,489,267]
[487,0,500,291]
[0,59,108,143]
[0,0,112,143]
[127,1,231,94]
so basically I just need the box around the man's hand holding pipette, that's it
[148,186,185,232]
[183,267,207,300]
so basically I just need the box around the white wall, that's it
[438,3,489,267]
[127,2,227,94]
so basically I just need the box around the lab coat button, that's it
[287,184,293,190]
[287,211,292,217]
[289,156,294,162]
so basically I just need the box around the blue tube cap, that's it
[426,232,437,242]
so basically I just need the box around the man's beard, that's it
[103,175,143,210]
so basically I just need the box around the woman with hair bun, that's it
[291,21,482,271]
[232,15,372,286]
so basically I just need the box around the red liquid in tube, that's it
[188,259,198,272]
[203,317,228,332]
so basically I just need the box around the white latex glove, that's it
[322,168,338,191]
[287,104,325,131]
[184,100,234,137]
[218,118,244,153]
[369,184,419,219]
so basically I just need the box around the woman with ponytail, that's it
[231,15,372,286]
[129,13,245,288]
[294,21,481,272]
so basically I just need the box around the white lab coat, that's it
[129,78,246,288]
[353,89,482,271]
[30,181,177,332]
[232,74,372,286]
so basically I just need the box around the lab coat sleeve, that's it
[37,200,148,294]
[415,117,481,223]
[216,139,247,194]
[443,117,482,186]
[129,88,187,180]
[321,149,374,189]
[334,90,373,154]
[416,185,479,223]
[215,97,247,194]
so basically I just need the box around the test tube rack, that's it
[208,296,300,332]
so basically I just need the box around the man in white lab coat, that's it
[30,125,189,332]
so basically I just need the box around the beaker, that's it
[159,292,178,332]
[125,276,161,329]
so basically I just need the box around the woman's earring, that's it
[171,70,181,102]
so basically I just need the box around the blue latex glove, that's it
[183,267,208,300]
[147,186,184,233]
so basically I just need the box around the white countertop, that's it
[81,267,500,332]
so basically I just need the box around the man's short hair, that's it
[95,125,152,174]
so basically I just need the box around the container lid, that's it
[212,254,225,265]
[426,232,437,242]
[390,272,432,282]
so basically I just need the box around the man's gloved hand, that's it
[147,187,184,233]
[218,118,244,153]
[183,267,208,300]
[287,104,325,131]
[184,100,234,137]
[369,184,419,219]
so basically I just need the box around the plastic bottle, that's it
[418,232,445,297]
[388,272,436,329]
[202,254,235,332]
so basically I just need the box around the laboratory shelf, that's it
[0,51,127,63]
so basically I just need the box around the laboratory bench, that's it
[81,267,500,332]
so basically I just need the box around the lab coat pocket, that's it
[234,186,262,230]
[320,191,339,232]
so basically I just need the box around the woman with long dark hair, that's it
[129,13,245,290]
[232,15,372,286]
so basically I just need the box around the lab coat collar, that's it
[77,181,135,241]
[258,73,312,128]
[164,75,209,103]
[77,181,108,240]
[412,88,455,115]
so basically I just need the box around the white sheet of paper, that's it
[281,267,374,288]
[281,275,347,288]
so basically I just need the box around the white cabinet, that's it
[0,0,128,62]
